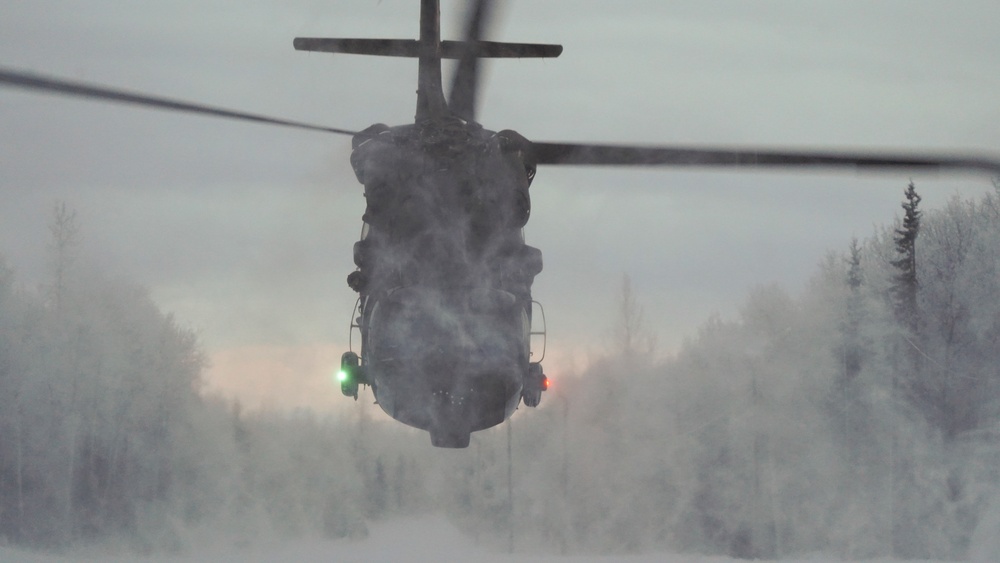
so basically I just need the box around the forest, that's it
[1,184,999,559]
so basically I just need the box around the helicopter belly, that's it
[365,286,527,445]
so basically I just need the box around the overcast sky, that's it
[2,0,998,411]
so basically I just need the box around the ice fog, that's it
[2,185,1000,561]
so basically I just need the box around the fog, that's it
[2,1,1000,560]
[4,518,996,563]
[2,186,1000,560]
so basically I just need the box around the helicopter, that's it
[2,1,999,448]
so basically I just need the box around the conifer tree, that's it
[891,182,921,334]
[47,201,79,312]
[843,237,865,380]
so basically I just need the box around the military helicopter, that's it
[3,0,999,448]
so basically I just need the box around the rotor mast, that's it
[416,0,447,121]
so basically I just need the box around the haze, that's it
[2,1,1000,560]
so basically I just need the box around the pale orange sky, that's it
[202,343,589,413]
[203,344,346,412]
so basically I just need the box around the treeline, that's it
[0,207,428,553]
[2,186,999,559]
[489,182,1000,559]
[0,208,206,548]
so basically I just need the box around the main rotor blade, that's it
[448,0,494,122]
[531,142,1000,176]
[0,67,356,136]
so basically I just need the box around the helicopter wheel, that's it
[521,362,546,408]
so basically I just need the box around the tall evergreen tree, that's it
[843,237,865,381]
[886,183,922,558]
[891,182,921,334]
[46,201,79,313]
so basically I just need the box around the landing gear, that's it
[521,362,547,407]
[339,351,368,400]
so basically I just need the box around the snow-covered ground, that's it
[5,513,994,563]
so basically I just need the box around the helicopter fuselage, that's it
[343,118,544,447]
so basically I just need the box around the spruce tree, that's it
[891,182,921,334]
[843,237,864,380]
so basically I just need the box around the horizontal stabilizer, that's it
[293,38,562,59]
